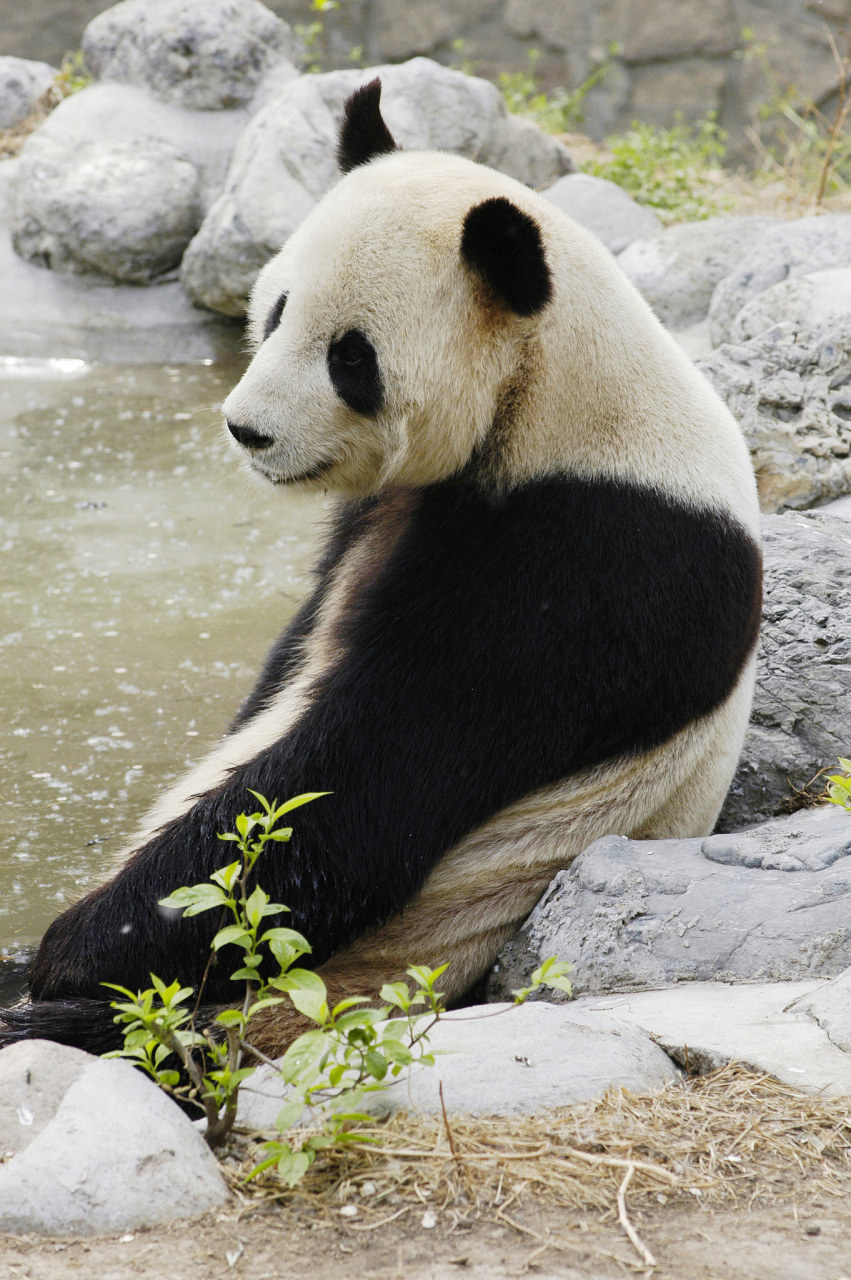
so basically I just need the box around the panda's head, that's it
[221,79,556,494]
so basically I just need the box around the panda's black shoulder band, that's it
[461,197,552,316]
[338,78,399,174]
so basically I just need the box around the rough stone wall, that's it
[1,0,849,158]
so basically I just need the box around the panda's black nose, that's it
[226,419,275,450]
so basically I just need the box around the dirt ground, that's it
[2,1191,851,1280]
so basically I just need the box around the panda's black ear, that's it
[461,197,552,316]
[337,78,399,174]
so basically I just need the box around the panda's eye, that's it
[327,329,383,416]
[263,291,288,341]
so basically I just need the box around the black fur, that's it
[328,329,383,416]
[461,197,552,316]
[337,79,398,174]
[263,291,288,341]
[3,474,761,1053]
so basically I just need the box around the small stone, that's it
[0,1041,228,1235]
[339,1204,359,1218]
[0,56,57,129]
[541,173,661,254]
[422,1210,437,1228]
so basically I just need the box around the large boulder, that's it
[487,805,851,1004]
[236,1001,679,1129]
[729,267,851,343]
[720,511,851,830]
[0,56,56,129]
[11,83,248,282]
[698,319,851,512]
[180,58,576,315]
[0,1040,228,1235]
[81,0,300,110]
[0,156,240,363]
[566,981,851,1095]
[540,172,661,254]
[708,215,851,346]
[616,216,779,329]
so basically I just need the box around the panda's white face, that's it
[221,153,530,494]
[222,145,760,528]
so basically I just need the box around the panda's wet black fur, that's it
[0,80,762,1057]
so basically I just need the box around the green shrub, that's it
[499,46,618,134]
[585,113,727,221]
[105,792,572,1185]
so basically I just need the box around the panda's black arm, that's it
[21,474,761,1017]
[228,496,380,730]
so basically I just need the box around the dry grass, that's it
[220,1064,851,1268]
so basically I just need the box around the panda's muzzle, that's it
[226,419,275,451]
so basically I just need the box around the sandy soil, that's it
[2,1186,851,1280]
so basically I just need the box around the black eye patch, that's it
[263,291,288,341]
[327,329,383,416]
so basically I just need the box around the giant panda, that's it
[0,82,761,1057]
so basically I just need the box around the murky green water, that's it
[0,354,324,980]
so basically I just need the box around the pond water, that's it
[0,351,324,997]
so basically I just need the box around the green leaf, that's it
[330,996,371,1016]
[212,924,252,951]
[287,987,329,1023]
[274,1099,305,1132]
[211,862,241,891]
[160,883,228,916]
[244,884,269,927]
[259,927,309,950]
[258,790,331,817]
[365,1049,388,1080]
[214,1009,246,1028]
[276,1149,313,1187]
[379,982,412,1011]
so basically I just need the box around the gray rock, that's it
[0,157,241,363]
[721,512,851,830]
[82,0,300,111]
[0,56,56,129]
[788,965,851,1054]
[616,217,779,330]
[709,215,851,346]
[821,492,851,519]
[488,806,851,1006]
[730,267,851,344]
[181,57,575,315]
[11,83,248,283]
[16,137,201,283]
[566,981,851,1095]
[0,1040,228,1235]
[698,319,851,512]
[540,173,662,254]
[236,1002,679,1130]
